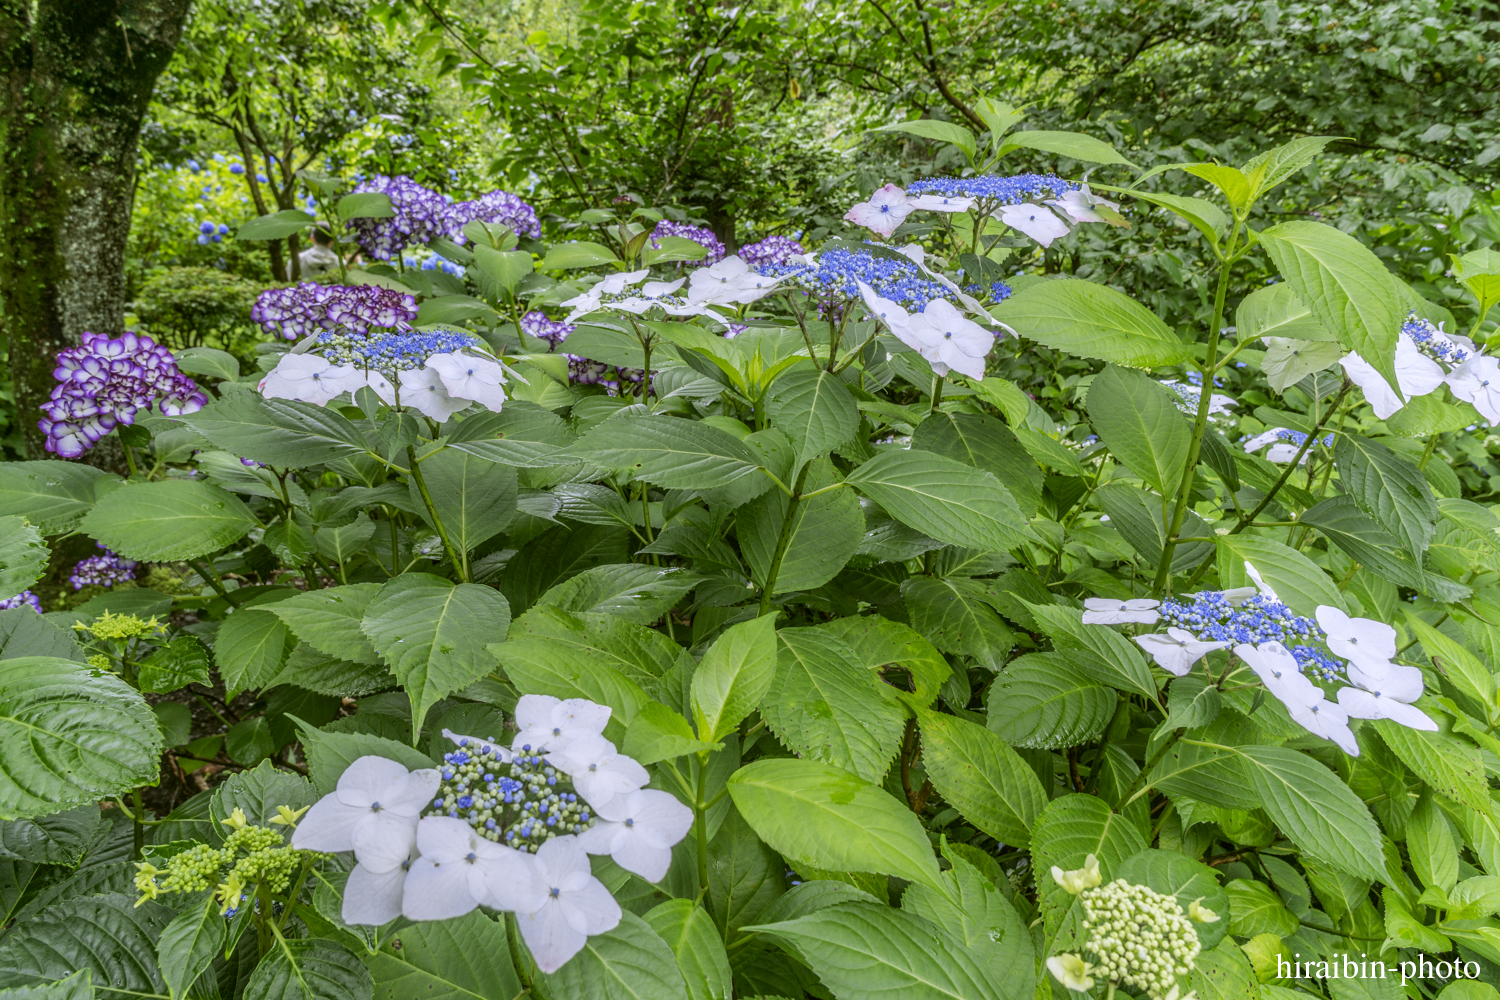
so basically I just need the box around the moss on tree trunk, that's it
[0,0,190,458]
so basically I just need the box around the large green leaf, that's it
[1087,365,1193,498]
[900,577,1014,670]
[536,241,620,270]
[1237,745,1383,881]
[1093,483,1212,572]
[0,609,80,662]
[643,900,733,1000]
[542,912,689,1000]
[367,910,522,1000]
[1300,497,1469,603]
[1334,434,1438,558]
[0,462,114,534]
[748,902,1011,1000]
[361,575,511,741]
[727,758,942,891]
[300,726,435,795]
[1260,338,1346,393]
[1003,128,1134,165]
[491,639,647,742]
[740,468,862,594]
[509,605,679,685]
[692,613,779,743]
[901,852,1032,994]
[622,702,720,765]
[1258,221,1405,395]
[870,119,978,159]
[767,366,860,465]
[1025,602,1158,702]
[81,479,256,561]
[182,393,373,466]
[243,938,372,1000]
[157,898,225,1000]
[0,894,173,992]
[761,628,905,783]
[265,583,382,664]
[844,450,1031,552]
[815,615,950,710]
[985,653,1115,749]
[1030,793,1147,928]
[236,208,315,240]
[1234,281,1337,343]
[568,414,763,489]
[708,805,786,938]
[993,278,1189,366]
[0,657,161,820]
[918,708,1046,848]
[0,517,47,600]
[447,403,578,467]
[0,970,92,998]
[1215,535,1347,617]
[411,449,517,554]
[536,563,700,625]
[912,411,1043,516]
[1371,720,1488,812]
[0,807,100,866]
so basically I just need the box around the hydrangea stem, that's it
[695,761,711,894]
[407,444,470,582]
[758,463,812,614]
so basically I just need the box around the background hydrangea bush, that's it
[4,92,1500,1000]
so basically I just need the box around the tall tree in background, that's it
[0,0,191,458]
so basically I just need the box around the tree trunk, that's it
[0,0,191,458]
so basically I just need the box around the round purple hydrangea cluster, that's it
[41,332,206,458]
[0,591,42,613]
[252,284,419,340]
[70,544,138,591]
[651,220,725,266]
[740,235,805,268]
[448,190,542,241]
[907,173,1077,205]
[520,311,575,348]
[347,175,451,260]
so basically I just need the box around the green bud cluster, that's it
[157,843,224,894]
[1081,879,1200,998]
[420,743,596,853]
[136,819,308,907]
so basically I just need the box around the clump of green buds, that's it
[1080,879,1200,998]
[133,805,310,916]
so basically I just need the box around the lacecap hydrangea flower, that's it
[1092,562,1438,755]
[847,174,1123,246]
[293,696,691,973]
[1337,312,1496,423]
[40,331,206,458]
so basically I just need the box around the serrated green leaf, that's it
[1025,602,1158,702]
[410,449,517,555]
[236,209,315,240]
[643,899,733,1000]
[1225,878,1298,937]
[0,462,115,535]
[727,758,941,891]
[1216,535,1347,617]
[299,725,434,795]
[1235,282,1338,342]
[1001,129,1133,166]
[1088,365,1193,498]
[740,472,861,594]
[536,563,699,625]
[0,657,161,820]
[366,910,522,1000]
[1030,793,1149,930]
[1334,434,1438,557]
[509,605,680,685]
[182,393,373,466]
[265,583,383,664]
[541,911,689,1000]
[137,636,212,694]
[491,639,647,742]
[361,574,510,742]
[569,414,763,490]
[537,241,620,269]
[0,518,47,601]
[901,576,1014,670]
[985,653,1115,750]
[1237,745,1383,881]
[692,613,779,744]
[0,893,173,992]
[912,411,1043,517]
[1301,496,1469,602]
[1259,221,1405,396]
[157,898,224,1000]
[81,480,256,561]
[767,365,860,465]
[210,759,316,829]
[622,702,721,765]
[447,403,578,467]
[1372,720,1488,812]
[243,938,372,1000]
[762,628,905,783]
[993,278,1189,366]
[917,708,1045,848]
[1116,848,1230,950]
[815,615,950,710]
[871,119,977,160]
[844,449,1031,552]
[748,903,1010,1000]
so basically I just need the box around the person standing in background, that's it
[298,226,340,277]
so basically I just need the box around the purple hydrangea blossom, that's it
[251,284,419,340]
[567,355,610,384]
[520,311,575,348]
[347,175,450,260]
[0,591,42,613]
[651,220,725,266]
[739,235,805,268]
[447,190,542,241]
[70,544,138,590]
[40,332,206,458]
